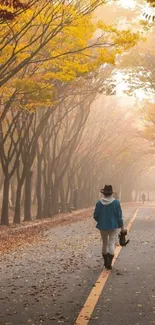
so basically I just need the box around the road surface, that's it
[0,203,155,325]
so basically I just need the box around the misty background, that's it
[0,0,155,225]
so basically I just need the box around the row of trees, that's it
[1,89,154,225]
[1,0,153,226]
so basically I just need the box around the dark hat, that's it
[100,185,113,195]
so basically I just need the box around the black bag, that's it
[119,229,130,247]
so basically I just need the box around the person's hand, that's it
[120,228,127,235]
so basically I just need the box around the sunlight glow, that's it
[118,0,137,10]
[134,88,149,101]
[115,71,151,101]
[115,71,129,97]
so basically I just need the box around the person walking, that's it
[93,185,125,270]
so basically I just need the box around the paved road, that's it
[0,204,154,325]
[90,206,155,325]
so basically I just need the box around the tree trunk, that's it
[24,171,32,221]
[10,180,16,207]
[147,192,150,202]
[42,185,50,217]
[51,183,59,215]
[14,183,22,224]
[60,185,66,213]
[121,184,133,202]
[0,174,4,192]
[1,176,10,225]
[36,158,42,219]
[21,187,25,206]
[134,190,138,202]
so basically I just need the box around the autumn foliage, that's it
[0,0,29,20]
[0,0,141,226]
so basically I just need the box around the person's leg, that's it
[115,229,119,246]
[107,230,117,269]
[100,230,108,255]
[100,231,109,267]
[109,230,117,255]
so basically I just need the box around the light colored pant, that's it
[100,229,117,255]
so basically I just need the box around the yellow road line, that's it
[75,208,139,325]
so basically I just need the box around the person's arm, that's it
[117,202,124,229]
[93,202,99,222]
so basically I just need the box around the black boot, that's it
[102,253,108,268]
[107,253,114,270]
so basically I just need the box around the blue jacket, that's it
[93,197,123,231]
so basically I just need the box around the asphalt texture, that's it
[0,204,154,325]
[91,206,155,325]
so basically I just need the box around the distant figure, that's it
[142,193,146,204]
[73,188,78,210]
[93,185,125,270]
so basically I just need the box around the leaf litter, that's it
[0,208,93,254]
